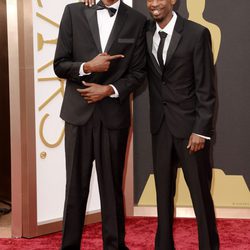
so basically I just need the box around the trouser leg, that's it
[94,122,129,250]
[61,122,94,250]
[152,120,178,250]
[174,138,219,250]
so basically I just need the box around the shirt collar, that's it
[156,11,177,36]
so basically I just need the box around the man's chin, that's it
[152,16,164,23]
[149,12,163,22]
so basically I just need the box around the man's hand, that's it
[82,0,95,7]
[77,82,114,104]
[187,133,205,154]
[83,53,124,73]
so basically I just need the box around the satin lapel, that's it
[146,22,162,75]
[164,30,181,67]
[164,15,184,67]
[104,2,128,52]
[84,7,102,53]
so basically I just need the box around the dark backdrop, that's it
[133,0,250,204]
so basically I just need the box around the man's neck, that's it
[157,13,173,30]
[102,0,119,6]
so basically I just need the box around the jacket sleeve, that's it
[112,19,147,103]
[53,5,82,81]
[192,28,216,137]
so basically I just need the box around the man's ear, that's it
[171,0,177,6]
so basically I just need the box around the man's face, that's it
[147,0,176,23]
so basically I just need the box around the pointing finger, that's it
[108,54,125,61]
[77,88,83,93]
[187,139,191,149]
[82,81,94,87]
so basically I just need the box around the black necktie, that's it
[157,31,167,70]
[96,1,117,17]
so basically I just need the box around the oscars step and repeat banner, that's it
[32,0,132,224]
[32,0,249,224]
[133,0,250,209]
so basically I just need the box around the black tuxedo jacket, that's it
[146,15,216,138]
[54,2,146,129]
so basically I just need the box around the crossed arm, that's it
[77,53,124,104]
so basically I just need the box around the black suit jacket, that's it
[54,2,146,129]
[146,15,216,138]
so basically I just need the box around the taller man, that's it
[54,1,146,249]
[146,0,219,249]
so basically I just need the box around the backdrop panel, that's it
[9,0,134,237]
[33,0,133,224]
[133,0,250,210]
[33,0,101,224]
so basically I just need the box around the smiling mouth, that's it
[152,9,161,16]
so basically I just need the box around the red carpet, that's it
[0,217,250,249]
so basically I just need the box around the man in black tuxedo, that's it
[146,0,219,249]
[54,1,146,249]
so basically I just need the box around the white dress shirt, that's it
[79,0,120,97]
[152,11,177,65]
[97,0,120,52]
[152,11,210,140]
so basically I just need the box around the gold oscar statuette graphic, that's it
[186,0,221,64]
[139,169,250,208]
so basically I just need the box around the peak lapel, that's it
[165,15,184,68]
[165,31,181,66]
[104,2,128,53]
[84,7,102,53]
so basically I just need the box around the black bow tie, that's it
[96,1,117,17]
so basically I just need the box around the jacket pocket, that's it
[118,38,135,44]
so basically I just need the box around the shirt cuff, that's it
[109,84,119,98]
[79,63,91,76]
[193,133,211,140]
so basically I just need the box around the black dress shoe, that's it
[120,246,129,250]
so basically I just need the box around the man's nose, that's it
[151,0,159,7]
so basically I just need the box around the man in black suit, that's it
[54,1,146,249]
[146,0,219,249]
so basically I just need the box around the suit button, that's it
[162,81,166,85]
[163,101,167,106]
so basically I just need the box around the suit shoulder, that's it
[146,19,155,29]
[183,19,212,44]
[184,19,209,34]
[64,2,86,11]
